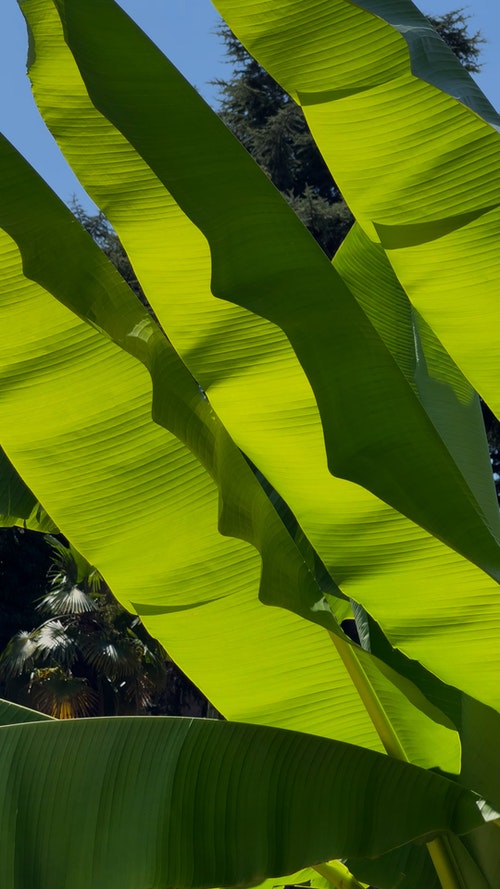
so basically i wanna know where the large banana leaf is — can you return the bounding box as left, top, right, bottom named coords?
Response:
left=0, top=0, right=459, bottom=770
left=20, top=0, right=500, bottom=719
left=39, top=0, right=500, bottom=576
left=0, top=130, right=464, bottom=772
left=0, top=711, right=492, bottom=889
left=212, top=0, right=500, bottom=417
left=0, top=1, right=499, bottom=887
left=0, top=178, right=358, bottom=744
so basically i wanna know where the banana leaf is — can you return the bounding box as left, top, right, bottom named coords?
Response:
left=0, top=713, right=492, bottom=889
left=0, top=445, right=57, bottom=531
left=0, top=132, right=464, bottom=771
left=212, top=0, right=500, bottom=419
left=19, top=0, right=500, bottom=722
left=0, top=2, right=499, bottom=888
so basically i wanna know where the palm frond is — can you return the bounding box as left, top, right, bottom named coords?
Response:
left=34, top=620, right=78, bottom=667
left=37, top=585, right=98, bottom=616
left=0, top=631, right=37, bottom=678
left=79, top=634, right=141, bottom=681
left=28, top=668, right=99, bottom=719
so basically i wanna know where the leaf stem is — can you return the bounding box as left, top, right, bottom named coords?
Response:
left=328, top=631, right=408, bottom=761
left=328, top=631, right=467, bottom=889
left=427, top=836, right=468, bottom=889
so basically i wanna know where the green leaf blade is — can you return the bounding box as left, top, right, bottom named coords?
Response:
left=11, top=0, right=500, bottom=727
left=0, top=717, right=491, bottom=889
left=211, top=0, right=500, bottom=427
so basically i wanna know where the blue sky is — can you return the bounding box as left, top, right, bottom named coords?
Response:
left=0, top=1, right=499, bottom=212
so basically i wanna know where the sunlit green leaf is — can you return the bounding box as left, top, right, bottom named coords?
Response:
left=0, top=154, right=386, bottom=752
left=19, top=0, right=500, bottom=725
left=212, top=0, right=500, bottom=422
left=1, top=3, right=499, bottom=888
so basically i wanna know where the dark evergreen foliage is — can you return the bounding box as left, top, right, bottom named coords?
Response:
left=0, top=528, right=51, bottom=652
left=427, top=9, right=484, bottom=73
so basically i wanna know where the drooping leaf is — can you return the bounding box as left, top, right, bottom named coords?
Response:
left=211, top=0, right=500, bottom=424
left=348, top=824, right=499, bottom=889
left=19, top=0, right=500, bottom=724
left=0, top=13, right=468, bottom=769
left=29, top=0, right=500, bottom=584
left=0, top=166, right=463, bottom=767
left=430, top=831, right=495, bottom=889
left=0, top=152, right=387, bottom=752
left=351, top=601, right=500, bottom=810
left=0, top=716, right=492, bottom=889
left=460, top=822, right=500, bottom=889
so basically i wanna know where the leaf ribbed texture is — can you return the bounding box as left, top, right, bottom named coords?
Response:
left=0, top=717, right=490, bottom=889
left=18, top=0, right=500, bottom=719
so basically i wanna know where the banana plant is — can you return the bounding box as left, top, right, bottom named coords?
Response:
left=0, top=0, right=499, bottom=887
